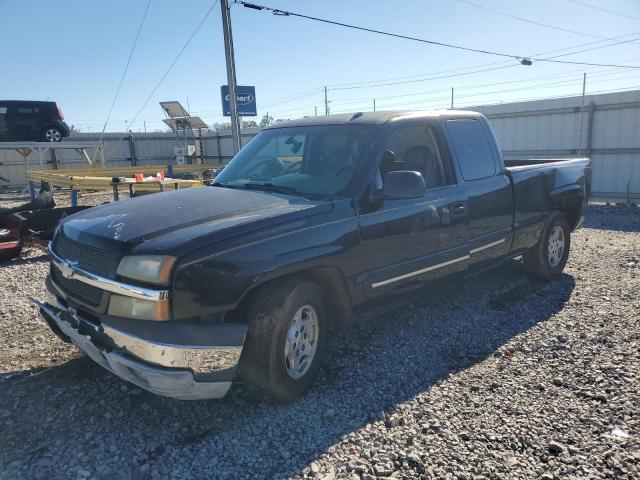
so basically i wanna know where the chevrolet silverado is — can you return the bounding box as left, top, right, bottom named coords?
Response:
left=31, top=111, right=591, bottom=402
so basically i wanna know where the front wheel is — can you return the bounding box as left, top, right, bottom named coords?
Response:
left=239, top=278, right=327, bottom=403
left=42, top=126, right=63, bottom=142
left=524, top=211, right=571, bottom=281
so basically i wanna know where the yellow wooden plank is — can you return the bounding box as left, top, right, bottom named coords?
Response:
left=25, top=171, right=203, bottom=191
left=26, top=163, right=222, bottom=178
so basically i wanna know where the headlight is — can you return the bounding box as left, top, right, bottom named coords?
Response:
left=108, top=294, right=170, bottom=321
left=116, top=255, right=176, bottom=285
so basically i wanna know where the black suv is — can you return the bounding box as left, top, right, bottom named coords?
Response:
left=0, top=101, right=70, bottom=142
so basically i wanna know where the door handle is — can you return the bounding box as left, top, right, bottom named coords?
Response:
left=450, top=202, right=467, bottom=217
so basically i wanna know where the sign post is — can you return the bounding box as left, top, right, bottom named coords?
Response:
left=220, top=0, right=241, bottom=155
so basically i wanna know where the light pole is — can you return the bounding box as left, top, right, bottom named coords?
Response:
left=220, top=0, right=241, bottom=154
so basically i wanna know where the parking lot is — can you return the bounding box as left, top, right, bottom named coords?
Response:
left=0, top=202, right=638, bottom=480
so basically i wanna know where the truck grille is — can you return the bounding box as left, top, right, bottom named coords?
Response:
left=50, top=230, right=122, bottom=308
left=53, top=231, right=121, bottom=279
left=51, top=266, right=103, bottom=306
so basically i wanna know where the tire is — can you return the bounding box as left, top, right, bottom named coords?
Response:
left=42, top=126, right=63, bottom=142
left=524, top=211, right=571, bottom=281
left=239, top=277, right=327, bottom=403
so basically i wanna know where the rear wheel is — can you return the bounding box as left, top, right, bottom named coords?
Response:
left=239, top=278, right=327, bottom=403
left=42, top=126, right=62, bottom=142
left=524, top=211, right=571, bottom=281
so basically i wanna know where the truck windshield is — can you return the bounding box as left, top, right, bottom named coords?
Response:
left=213, top=124, right=374, bottom=198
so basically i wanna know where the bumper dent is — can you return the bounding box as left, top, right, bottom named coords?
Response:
left=29, top=296, right=244, bottom=400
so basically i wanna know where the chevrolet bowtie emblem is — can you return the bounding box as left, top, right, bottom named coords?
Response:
left=58, top=260, right=78, bottom=279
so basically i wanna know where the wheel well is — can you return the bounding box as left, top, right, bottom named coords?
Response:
left=551, top=198, right=581, bottom=231
left=225, top=267, right=353, bottom=331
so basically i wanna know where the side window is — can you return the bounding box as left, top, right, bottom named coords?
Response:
left=17, top=107, right=34, bottom=114
left=447, top=119, right=496, bottom=181
left=380, top=124, right=450, bottom=190
left=0, top=106, right=7, bottom=116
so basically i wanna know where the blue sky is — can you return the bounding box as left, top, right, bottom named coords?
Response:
left=1, top=0, right=638, bottom=132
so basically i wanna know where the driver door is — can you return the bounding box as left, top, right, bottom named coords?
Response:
left=356, top=121, right=469, bottom=301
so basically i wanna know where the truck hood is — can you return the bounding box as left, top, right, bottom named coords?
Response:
left=60, top=186, right=332, bottom=256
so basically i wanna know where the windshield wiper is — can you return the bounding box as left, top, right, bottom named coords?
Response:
left=240, top=182, right=302, bottom=195
left=211, top=182, right=242, bottom=189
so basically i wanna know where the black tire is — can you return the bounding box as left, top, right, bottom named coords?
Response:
left=239, top=277, right=327, bottom=403
left=524, top=211, right=571, bottom=281
left=42, top=126, right=63, bottom=142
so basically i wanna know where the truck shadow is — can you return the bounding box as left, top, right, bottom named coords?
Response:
left=0, top=260, right=575, bottom=479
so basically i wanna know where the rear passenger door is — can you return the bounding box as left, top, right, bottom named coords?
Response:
left=445, top=118, right=513, bottom=268
left=357, top=121, right=469, bottom=300
left=7, top=105, right=38, bottom=140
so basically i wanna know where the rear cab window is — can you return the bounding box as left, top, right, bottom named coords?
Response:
left=446, top=119, right=496, bottom=181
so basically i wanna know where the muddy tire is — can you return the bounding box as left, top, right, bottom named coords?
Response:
left=524, top=211, right=571, bottom=281
left=239, top=277, right=327, bottom=403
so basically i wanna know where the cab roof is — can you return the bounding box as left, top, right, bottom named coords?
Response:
left=263, top=110, right=484, bottom=129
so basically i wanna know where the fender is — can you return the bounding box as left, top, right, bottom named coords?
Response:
left=171, top=212, right=361, bottom=320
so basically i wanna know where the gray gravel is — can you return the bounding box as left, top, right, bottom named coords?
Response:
left=0, top=203, right=638, bottom=480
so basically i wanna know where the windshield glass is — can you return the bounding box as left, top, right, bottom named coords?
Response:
left=213, top=124, right=374, bottom=198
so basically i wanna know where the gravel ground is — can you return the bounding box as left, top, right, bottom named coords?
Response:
left=0, top=203, right=638, bottom=480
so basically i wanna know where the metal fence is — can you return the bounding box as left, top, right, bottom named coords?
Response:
left=1, top=90, right=638, bottom=199
left=0, top=128, right=261, bottom=187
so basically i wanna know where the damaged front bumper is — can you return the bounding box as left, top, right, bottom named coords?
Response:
left=29, top=287, right=246, bottom=400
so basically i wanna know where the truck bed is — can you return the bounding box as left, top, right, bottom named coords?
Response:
left=505, top=157, right=592, bottom=253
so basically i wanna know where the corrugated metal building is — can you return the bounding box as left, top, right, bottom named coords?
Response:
left=1, top=90, right=638, bottom=199
left=471, top=89, right=640, bottom=200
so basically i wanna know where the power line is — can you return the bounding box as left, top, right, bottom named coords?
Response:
left=537, top=57, right=640, bottom=68
left=329, top=85, right=640, bottom=115
left=543, top=36, right=640, bottom=59
left=93, top=0, right=152, bottom=162
left=329, top=39, right=640, bottom=92
left=127, top=1, right=219, bottom=129
left=457, top=0, right=608, bottom=39
left=324, top=31, right=640, bottom=90
left=238, top=2, right=640, bottom=72
left=100, top=1, right=219, bottom=162
left=567, top=0, right=640, bottom=21
left=257, top=33, right=640, bottom=111
left=238, top=1, right=523, bottom=60
left=328, top=63, right=639, bottom=108
left=258, top=87, right=323, bottom=107
left=373, top=73, right=640, bottom=110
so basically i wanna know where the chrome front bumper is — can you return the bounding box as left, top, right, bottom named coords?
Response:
left=29, top=292, right=246, bottom=400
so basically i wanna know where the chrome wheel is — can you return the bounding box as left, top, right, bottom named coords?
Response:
left=284, top=304, right=319, bottom=379
left=45, top=128, right=61, bottom=142
left=547, top=225, right=565, bottom=267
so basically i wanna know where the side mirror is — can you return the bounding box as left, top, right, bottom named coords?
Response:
left=383, top=170, right=426, bottom=199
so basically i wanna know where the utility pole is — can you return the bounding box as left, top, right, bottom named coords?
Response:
left=220, top=0, right=241, bottom=154
left=578, top=72, right=587, bottom=156
left=373, top=99, right=376, bottom=112
left=324, top=86, right=329, bottom=115
left=451, top=87, right=454, bottom=109
left=314, top=106, right=318, bottom=116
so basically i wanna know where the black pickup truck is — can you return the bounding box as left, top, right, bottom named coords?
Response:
left=31, top=111, right=591, bottom=402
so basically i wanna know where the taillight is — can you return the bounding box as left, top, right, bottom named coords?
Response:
left=56, top=104, right=64, bottom=119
